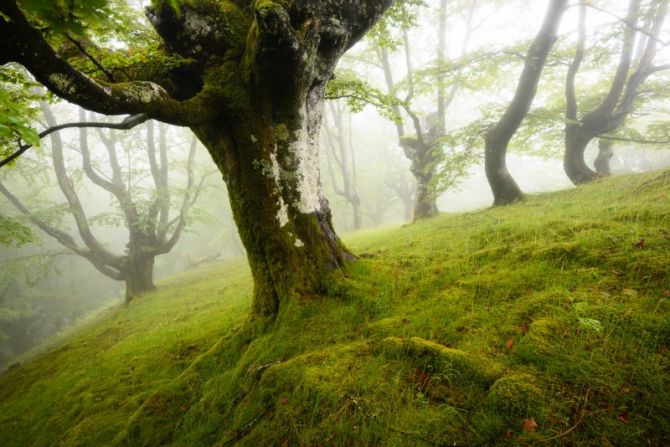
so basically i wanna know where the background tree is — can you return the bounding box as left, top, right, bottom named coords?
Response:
left=564, top=0, right=670, bottom=184
left=0, top=103, right=203, bottom=303
left=323, top=101, right=363, bottom=231
left=484, top=0, right=568, bottom=205
left=372, top=0, right=480, bottom=220
left=0, top=0, right=394, bottom=318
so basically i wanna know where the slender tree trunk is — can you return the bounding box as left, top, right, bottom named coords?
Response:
left=351, top=194, right=363, bottom=230
left=564, top=124, right=599, bottom=184
left=484, top=0, right=567, bottom=205
left=594, top=139, right=614, bottom=176
left=194, top=105, right=353, bottom=317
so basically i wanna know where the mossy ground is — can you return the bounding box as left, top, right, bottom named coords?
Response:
left=1, top=171, right=669, bottom=446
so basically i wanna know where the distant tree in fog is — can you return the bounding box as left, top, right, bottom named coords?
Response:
left=0, top=104, right=207, bottom=304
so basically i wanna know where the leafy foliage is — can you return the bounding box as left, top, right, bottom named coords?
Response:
left=326, top=71, right=403, bottom=122
left=368, top=0, right=426, bottom=49
left=0, top=66, right=43, bottom=163
left=0, top=215, right=34, bottom=247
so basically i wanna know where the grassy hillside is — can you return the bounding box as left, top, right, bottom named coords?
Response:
left=1, top=171, right=669, bottom=446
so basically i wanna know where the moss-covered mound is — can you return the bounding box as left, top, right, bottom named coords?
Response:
left=1, top=170, right=670, bottom=446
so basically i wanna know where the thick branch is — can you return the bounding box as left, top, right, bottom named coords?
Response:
left=0, top=1, right=216, bottom=126
left=593, top=0, right=639, bottom=117
left=40, top=103, right=124, bottom=269
left=565, top=3, right=586, bottom=121
left=0, top=181, right=124, bottom=280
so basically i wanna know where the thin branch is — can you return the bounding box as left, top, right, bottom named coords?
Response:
left=0, top=114, right=150, bottom=168
left=579, top=2, right=670, bottom=46
left=600, top=135, right=670, bottom=145
left=64, top=34, right=115, bottom=82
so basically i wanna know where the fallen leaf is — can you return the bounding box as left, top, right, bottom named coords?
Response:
left=523, top=418, right=538, bottom=432
left=506, top=339, right=514, bottom=349
left=663, top=290, right=670, bottom=298
left=617, top=412, right=629, bottom=423
left=622, top=289, right=638, bottom=297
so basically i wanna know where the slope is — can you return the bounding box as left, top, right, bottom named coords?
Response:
left=1, top=170, right=669, bottom=446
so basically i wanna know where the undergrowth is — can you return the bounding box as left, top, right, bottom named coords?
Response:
left=1, top=171, right=669, bottom=446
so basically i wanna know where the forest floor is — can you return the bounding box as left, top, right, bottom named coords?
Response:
left=1, top=170, right=669, bottom=446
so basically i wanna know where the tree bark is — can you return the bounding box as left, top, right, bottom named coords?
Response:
left=484, top=0, right=567, bottom=205
left=194, top=107, right=353, bottom=317
left=122, top=251, right=156, bottom=305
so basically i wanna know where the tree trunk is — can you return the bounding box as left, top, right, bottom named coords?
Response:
left=122, top=252, right=156, bottom=305
left=594, top=139, right=614, bottom=176
left=484, top=139, right=524, bottom=206
left=564, top=124, right=599, bottom=184
left=413, top=171, right=439, bottom=220
left=402, top=139, right=439, bottom=221
left=351, top=194, right=363, bottom=231
left=484, top=0, right=567, bottom=205
left=194, top=105, right=353, bottom=317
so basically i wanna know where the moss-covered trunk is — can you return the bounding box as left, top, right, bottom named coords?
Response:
left=413, top=171, right=439, bottom=221
left=122, top=250, right=156, bottom=305
left=194, top=103, right=353, bottom=317
left=402, top=139, right=439, bottom=221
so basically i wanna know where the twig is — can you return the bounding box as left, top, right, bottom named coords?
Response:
left=541, top=386, right=591, bottom=442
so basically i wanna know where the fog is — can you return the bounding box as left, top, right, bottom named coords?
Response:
left=2, top=0, right=670, bottom=371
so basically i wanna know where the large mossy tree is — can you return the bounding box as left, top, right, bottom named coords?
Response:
left=0, top=0, right=393, bottom=318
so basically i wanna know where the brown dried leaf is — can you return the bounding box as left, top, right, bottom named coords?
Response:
left=506, top=339, right=514, bottom=349
left=523, top=418, right=538, bottom=432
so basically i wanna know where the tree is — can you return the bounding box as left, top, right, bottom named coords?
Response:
left=484, top=0, right=567, bottom=205
left=564, top=0, right=670, bottom=184
left=0, top=103, right=202, bottom=304
left=323, top=101, right=363, bottom=230
left=0, top=0, right=393, bottom=318
left=373, top=0, right=479, bottom=220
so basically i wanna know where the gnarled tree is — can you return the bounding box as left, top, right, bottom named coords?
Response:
left=0, top=0, right=393, bottom=317
left=484, top=0, right=567, bottom=205
left=0, top=103, right=200, bottom=304
left=564, top=0, right=670, bottom=184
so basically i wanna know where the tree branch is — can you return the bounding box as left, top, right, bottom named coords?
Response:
left=0, top=113, right=149, bottom=168
left=0, top=181, right=124, bottom=280
left=40, top=102, right=124, bottom=269
left=565, top=3, right=586, bottom=121
left=0, top=0, right=216, bottom=126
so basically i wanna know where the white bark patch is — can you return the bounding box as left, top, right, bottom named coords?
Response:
left=270, top=153, right=289, bottom=226
left=290, top=107, right=322, bottom=214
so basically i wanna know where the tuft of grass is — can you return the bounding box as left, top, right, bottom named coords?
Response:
left=1, top=170, right=670, bottom=446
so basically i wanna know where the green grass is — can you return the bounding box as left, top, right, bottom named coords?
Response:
left=1, top=170, right=670, bottom=446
